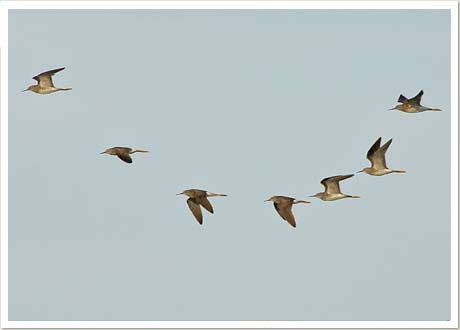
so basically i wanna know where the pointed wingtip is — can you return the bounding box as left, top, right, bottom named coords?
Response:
left=397, top=94, right=407, bottom=103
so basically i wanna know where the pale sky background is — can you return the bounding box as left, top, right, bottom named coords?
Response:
left=8, top=9, right=451, bottom=321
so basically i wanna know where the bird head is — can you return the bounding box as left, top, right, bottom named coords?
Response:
left=21, top=85, right=34, bottom=92
left=388, top=104, right=404, bottom=111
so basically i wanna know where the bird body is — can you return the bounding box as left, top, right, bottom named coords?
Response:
left=358, top=137, right=406, bottom=176
left=361, top=168, right=394, bottom=176
left=395, top=104, right=437, bottom=113
left=313, top=192, right=354, bottom=201
left=390, top=90, right=441, bottom=113
left=177, top=189, right=227, bottom=225
left=23, top=67, right=72, bottom=94
left=100, top=147, right=149, bottom=163
left=265, top=196, right=310, bottom=228
left=310, top=174, right=359, bottom=201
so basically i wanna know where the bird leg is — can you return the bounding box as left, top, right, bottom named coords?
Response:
left=130, top=149, right=149, bottom=154
left=207, top=192, right=227, bottom=197
left=293, top=199, right=310, bottom=204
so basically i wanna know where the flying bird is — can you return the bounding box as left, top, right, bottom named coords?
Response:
left=22, top=67, right=72, bottom=94
left=357, top=137, right=406, bottom=176
left=100, top=147, right=149, bottom=163
left=389, top=90, right=441, bottom=113
left=265, top=196, right=310, bottom=228
left=177, top=189, right=227, bottom=225
left=310, top=174, right=359, bottom=201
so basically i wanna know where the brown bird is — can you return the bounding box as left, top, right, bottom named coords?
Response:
left=389, top=90, right=441, bottom=113
left=265, top=196, right=310, bottom=228
left=22, top=67, right=72, bottom=94
left=310, top=174, right=359, bottom=201
left=357, top=137, right=406, bottom=176
left=100, top=147, right=149, bottom=163
left=177, top=189, right=227, bottom=225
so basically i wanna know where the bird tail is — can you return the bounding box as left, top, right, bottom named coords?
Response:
left=131, top=149, right=149, bottom=153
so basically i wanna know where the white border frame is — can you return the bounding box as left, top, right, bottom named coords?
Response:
left=0, top=1, right=457, bottom=328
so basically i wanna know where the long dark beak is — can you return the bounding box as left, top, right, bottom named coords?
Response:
left=356, top=170, right=364, bottom=173
left=21, top=89, right=28, bottom=92
left=387, top=108, right=395, bottom=111
left=99, top=151, right=106, bottom=154
left=176, top=192, right=183, bottom=196
left=308, top=195, right=316, bottom=197
left=264, top=199, right=270, bottom=202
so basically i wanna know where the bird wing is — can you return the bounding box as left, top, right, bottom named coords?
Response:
left=197, top=197, right=214, bottom=214
left=187, top=198, right=203, bottom=224
left=32, top=67, right=65, bottom=88
left=372, top=139, right=392, bottom=170
left=321, top=174, right=353, bottom=194
left=397, top=94, right=409, bottom=104
left=117, top=153, right=133, bottom=163
left=274, top=200, right=296, bottom=228
left=409, top=90, right=424, bottom=105
left=366, top=137, right=382, bottom=164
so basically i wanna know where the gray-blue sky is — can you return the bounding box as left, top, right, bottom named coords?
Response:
left=8, top=9, right=450, bottom=321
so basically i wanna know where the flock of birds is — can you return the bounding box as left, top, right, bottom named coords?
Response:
left=23, top=67, right=442, bottom=228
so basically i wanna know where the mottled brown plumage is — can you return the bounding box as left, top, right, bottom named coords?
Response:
left=265, top=196, right=310, bottom=228
left=23, top=67, right=72, bottom=94
left=100, top=147, right=149, bottom=163
left=310, top=174, right=359, bottom=201
left=357, top=137, right=406, bottom=176
left=390, top=90, right=441, bottom=113
left=177, top=189, right=227, bottom=225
